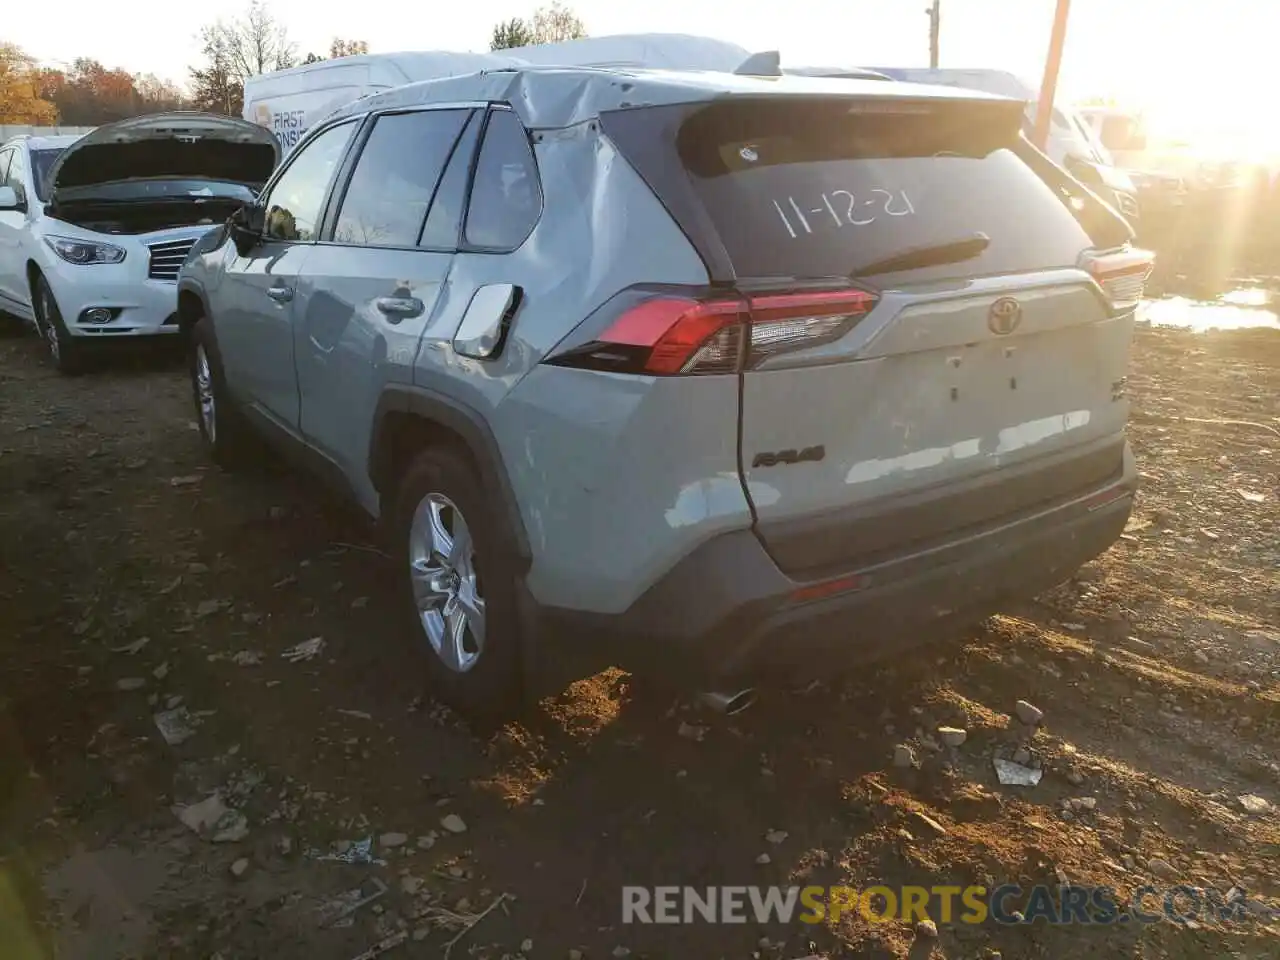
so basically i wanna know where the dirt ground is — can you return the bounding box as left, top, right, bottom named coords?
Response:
left=0, top=315, right=1277, bottom=960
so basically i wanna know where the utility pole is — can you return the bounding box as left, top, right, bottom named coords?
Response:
left=1032, top=0, right=1072, bottom=150
left=927, top=0, right=941, bottom=68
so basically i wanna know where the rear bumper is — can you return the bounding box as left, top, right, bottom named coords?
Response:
left=534, top=441, right=1137, bottom=689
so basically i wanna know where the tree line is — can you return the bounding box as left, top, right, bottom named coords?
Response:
left=1, top=0, right=586, bottom=127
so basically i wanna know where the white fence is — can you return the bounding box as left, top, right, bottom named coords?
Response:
left=0, top=125, right=96, bottom=141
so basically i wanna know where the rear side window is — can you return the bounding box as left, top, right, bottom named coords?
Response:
left=612, top=98, right=1097, bottom=282
left=332, top=109, right=470, bottom=248
left=263, top=121, right=356, bottom=242
left=463, top=109, right=541, bottom=251
left=420, top=111, right=482, bottom=250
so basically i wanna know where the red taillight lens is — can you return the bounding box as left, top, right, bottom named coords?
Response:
left=1083, top=247, right=1155, bottom=312
left=548, top=287, right=879, bottom=376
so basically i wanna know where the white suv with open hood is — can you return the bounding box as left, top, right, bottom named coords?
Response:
left=0, top=112, right=278, bottom=373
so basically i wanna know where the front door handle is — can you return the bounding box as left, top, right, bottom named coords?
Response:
left=266, top=285, right=293, bottom=303
left=375, top=296, right=425, bottom=322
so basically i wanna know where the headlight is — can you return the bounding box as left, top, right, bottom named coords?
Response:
left=44, top=236, right=126, bottom=265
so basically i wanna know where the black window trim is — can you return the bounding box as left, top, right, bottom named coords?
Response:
left=317, top=104, right=479, bottom=252
left=458, top=104, right=544, bottom=255
left=258, top=116, right=363, bottom=245
left=416, top=109, right=484, bottom=253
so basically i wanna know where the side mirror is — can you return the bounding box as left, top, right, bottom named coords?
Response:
left=229, top=203, right=264, bottom=256
left=0, top=186, right=24, bottom=212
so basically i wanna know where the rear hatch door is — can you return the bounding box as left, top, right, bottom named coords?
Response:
left=669, top=94, right=1135, bottom=576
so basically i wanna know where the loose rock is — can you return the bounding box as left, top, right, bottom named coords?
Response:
left=1147, top=858, right=1178, bottom=879
left=755, top=852, right=772, bottom=864
left=230, top=857, right=250, bottom=879
left=380, top=832, right=409, bottom=849
left=893, top=744, right=916, bottom=768
left=116, top=677, right=146, bottom=691
left=440, top=813, right=467, bottom=834
left=1239, top=794, right=1272, bottom=814
left=1015, top=700, right=1044, bottom=725
left=937, top=726, right=967, bottom=747
left=765, top=829, right=788, bottom=845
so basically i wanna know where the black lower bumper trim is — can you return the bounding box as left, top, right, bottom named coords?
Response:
left=533, top=441, right=1137, bottom=691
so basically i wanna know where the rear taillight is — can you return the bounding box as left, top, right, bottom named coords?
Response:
left=1083, top=247, right=1155, bottom=312
left=547, top=287, right=879, bottom=375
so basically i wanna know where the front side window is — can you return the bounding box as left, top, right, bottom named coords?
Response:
left=0, top=150, right=11, bottom=190
left=332, top=109, right=470, bottom=247
left=262, top=121, right=356, bottom=242
left=463, top=109, right=542, bottom=250
left=29, top=149, right=63, bottom=202
left=6, top=149, right=29, bottom=205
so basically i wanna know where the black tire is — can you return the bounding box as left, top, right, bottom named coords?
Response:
left=31, top=274, right=88, bottom=375
left=189, top=317, right=255, bottom=469
left=393, top=446, right=524, bottom=723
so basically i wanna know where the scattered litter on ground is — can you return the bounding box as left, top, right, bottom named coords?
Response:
left=231, top=650, right=263, bottom=666
left=282, top=637, right=325, bottom=662
left=677, top=721, right=707, bottom=741
left=309, top=836, right=386, bottom=865
left=168, top=475, right=202, bottom=487
left=338, top=709, right=372, bottom=720
left=153, top=707, right=197, bottom=746
left=316, top=876, right=388, bottom=928
left=346, top=930, right=406, bottom=960
left=994, top=758, right=1044, bottom=787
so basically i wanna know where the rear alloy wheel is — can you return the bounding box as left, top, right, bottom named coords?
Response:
left=32, top=276, right=86, bottom=375
left=395, top=447, right=523, bottom=722
left=410, top=493, right=486, bottom=674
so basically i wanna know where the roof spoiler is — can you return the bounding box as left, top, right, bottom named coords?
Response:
left=735, top=50, right=781, bottom=77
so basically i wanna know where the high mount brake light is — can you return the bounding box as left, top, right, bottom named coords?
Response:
left=548, top=288, right=880, bottom=375
left=1084, top=247, right=1155, bottom=312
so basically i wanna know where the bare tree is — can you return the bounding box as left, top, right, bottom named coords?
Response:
left=530, top=2, right=587, bottom=43
left=197, top=1, right=296, bottom=84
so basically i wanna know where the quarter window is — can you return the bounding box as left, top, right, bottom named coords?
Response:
left=333, top=109, right=470, bottom=247
left=262, top=121, right=356, bottom=241
left=463, top=109, right=541, bottom=250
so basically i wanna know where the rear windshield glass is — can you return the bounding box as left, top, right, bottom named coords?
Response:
left=675, top=99, right=1095, bottom=282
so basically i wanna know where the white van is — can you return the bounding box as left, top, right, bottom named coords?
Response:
left=242, top=51, right=524, bottom=152
left=797, top=66, right=1140, bottom=222
left=243, top=35, right=757, bottom=154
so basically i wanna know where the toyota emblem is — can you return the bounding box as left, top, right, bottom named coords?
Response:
left=988, top=297, right=1022, bottom=335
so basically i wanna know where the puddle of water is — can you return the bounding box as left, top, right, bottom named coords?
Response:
left=1219, top=287, right=1272, bottom=307
left=1141, top=294, right=1280, bottom=331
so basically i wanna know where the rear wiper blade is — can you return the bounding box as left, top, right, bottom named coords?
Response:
left=850, top=232, right=990, bottom=279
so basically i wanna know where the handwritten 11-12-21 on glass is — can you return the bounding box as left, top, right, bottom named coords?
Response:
left=773, top=189, right=916, bottom=239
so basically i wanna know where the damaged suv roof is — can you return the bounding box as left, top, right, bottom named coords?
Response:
left=320, top=65, right=1011, bottom=132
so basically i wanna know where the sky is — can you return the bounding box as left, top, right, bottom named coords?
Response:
left=8, top=0, right=1277, bottom=151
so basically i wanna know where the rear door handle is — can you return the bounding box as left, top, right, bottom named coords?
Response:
left=266, top=285, right=293, bottom=303
left=375, top=296, right=425, bottom=322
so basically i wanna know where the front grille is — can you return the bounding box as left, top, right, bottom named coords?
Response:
left=147, top=238, right=198, bottom=282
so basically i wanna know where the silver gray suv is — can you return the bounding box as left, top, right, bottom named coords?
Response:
left=178, top=67, right=1149, bottom=720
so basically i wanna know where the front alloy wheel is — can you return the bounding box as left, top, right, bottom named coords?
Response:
left=408, top=493, right=486, bottom=673
left=194, top=343, right=217, bottom=445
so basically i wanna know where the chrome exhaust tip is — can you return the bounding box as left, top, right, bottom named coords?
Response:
left=698, top=688, right=758, bottom=716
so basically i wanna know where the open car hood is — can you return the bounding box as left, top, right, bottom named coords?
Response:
left=49, top=112, right=280, bottom=200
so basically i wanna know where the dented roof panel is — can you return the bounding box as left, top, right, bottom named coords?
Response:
left=321, top=66, right=1011, bottom=132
